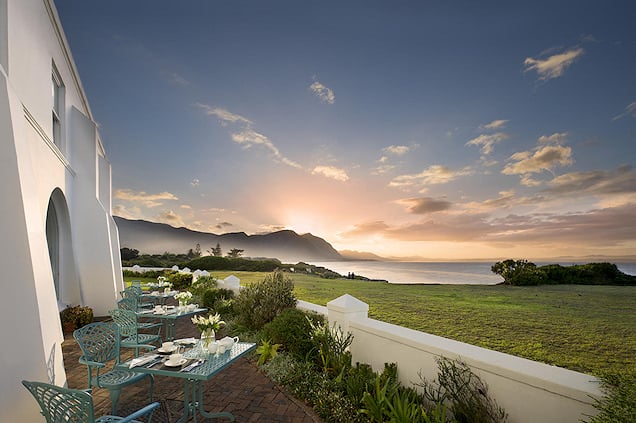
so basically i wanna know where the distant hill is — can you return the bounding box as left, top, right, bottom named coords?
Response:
left=114, top=216, right=343, bottom=262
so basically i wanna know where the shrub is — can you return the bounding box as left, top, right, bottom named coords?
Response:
left=262, top=308, right=324, bottom=360
left=185, top=255, right=282, bottom=272
left=588, top=372, right=636, bottom=423
left=190, top=275, right=217, bottom=300
left=310, top=320, right=353, bottom=378
left=417, top=356, right=508, bottom=423
left=167, top=272, right=192, bottom=290
left=491, top=259, right=546, bottom=286
left=234, top=271, right=296, bottom=330
left=60, top=305, right=93, bottom=332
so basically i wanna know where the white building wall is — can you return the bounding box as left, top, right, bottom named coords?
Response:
left=0, top=0, right=123, bottom=420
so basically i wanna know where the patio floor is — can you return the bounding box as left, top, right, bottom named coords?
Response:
left=62, top=314, right=322, bottom=422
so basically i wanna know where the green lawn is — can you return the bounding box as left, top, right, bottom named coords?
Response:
left=128, top=271, right=636, bottom=376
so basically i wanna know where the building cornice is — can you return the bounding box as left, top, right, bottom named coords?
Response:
left=23, top=105, right=75, bottom=176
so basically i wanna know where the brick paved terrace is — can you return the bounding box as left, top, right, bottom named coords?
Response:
left=62, top=314, right=322, bottom=423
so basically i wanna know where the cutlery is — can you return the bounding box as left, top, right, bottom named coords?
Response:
left=180, top=359, right=204, bottom=372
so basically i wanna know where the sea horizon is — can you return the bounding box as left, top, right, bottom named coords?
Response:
left=308, top=260, right=636, bottom=285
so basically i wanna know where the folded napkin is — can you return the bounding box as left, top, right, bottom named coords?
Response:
left=129, top=354, right=159, bottom=368
left=175, top=337, right=196, bottom=345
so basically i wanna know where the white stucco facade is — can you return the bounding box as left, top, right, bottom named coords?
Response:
left=0, top=0, right=124, bottom=420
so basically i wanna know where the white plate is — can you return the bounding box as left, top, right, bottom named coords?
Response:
left=157, top=347, right=177, bottom=353
left=164, top=358, right=187, bottom=367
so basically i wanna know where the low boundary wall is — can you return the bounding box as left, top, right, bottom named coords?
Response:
left=299, top=294, right=601, bottom=423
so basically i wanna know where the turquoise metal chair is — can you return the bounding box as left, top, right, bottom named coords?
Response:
left=117, top=298, right=162, bottom=332
left=120, top=287, right=153, bottom=311
left=109, top=308, right=161, bottom=357
left=22, top=380, right=160, bottom=423
left=73, top=322, right=154, bottom=415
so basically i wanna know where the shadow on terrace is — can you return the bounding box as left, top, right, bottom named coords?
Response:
left=62, top=314, right=321, bottom=423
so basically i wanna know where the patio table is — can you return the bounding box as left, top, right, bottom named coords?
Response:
left=138, top=306, right=208, bottom=341
left=142, top=289, right=179, bottom=305
left=120, top=341, right=256, bottom=422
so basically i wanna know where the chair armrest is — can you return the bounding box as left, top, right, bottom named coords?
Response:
left=78, top=356, right=106, bottom=368
left=118, top=401, right=161, bottom=423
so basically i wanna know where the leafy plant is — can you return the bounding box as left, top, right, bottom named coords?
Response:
left=167, top=272, right=193, bottom=290
left=60, top=305, right=93, bottom=332
left=587, top=372, right=636, bottom=423
left=256, top=339, right=281, bottom=365
left=417, top=357, right=507, bottom=423
left=262, top=308, right=323, bottom=360
left=234, top=271, right=296, bottom=330
left=310, top=320, right=354, bottom=379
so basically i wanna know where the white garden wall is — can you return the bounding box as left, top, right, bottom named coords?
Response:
left=300, top=294, right=601, bottom=423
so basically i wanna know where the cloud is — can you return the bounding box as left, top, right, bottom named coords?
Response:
left=190, top=178, right=200, bottom=187
left=231, top=129, right=302, bottom=168
left=215, top=221, right=233, bottom=230
left=502, top=133, right=573, bottom=178
left=196, top=104, right=253, bottom=126
left=157, top=210, right=185, bottom=227
left=198, top=103, right=301, bottom=169
left=503, top=144, right=573, bottom=176
left=371, top=164, right=396, bottom=175
left=162, top=71, right=190, bottom=86
left=342, top=221, right=391, bottom=238
left=383, top=145, right=413, bottom=156
left=524, top=47, right=584, bottom=81
left=396, top=197, right=452, bottom=214
left=309, top=80, right=335, bottom=104
left=112, top=204, right=142, bottom=219
left=538, top=132, right=568, bottom=144
left=389, top=165, right=472, bottom=189
left=481, top=119, right=508, bottom=130
left=544, top=165, right=636, bottom=196
left=312, top=165, right=350, bottom=181
left=342, top=203, right=636, bottom=247
left=114, top=189, right=178, bottom=208
left=612, top=101, right=636, bottom=120
left=180, top=204, right=192, bottom=209
left=466, top=132, right=509, bottom=155
left=485, top=204, right=636, bottom=245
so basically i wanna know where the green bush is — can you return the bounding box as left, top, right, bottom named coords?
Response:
left=167, top=272, right=193, bottom=290
left=417, top=357, right=507, bottom=423
left=60, top=305, right=93, bottom=332
left=234, top=271, right=296, bottom=330
left=185, top=255, right=282, bottom=272
left=588, top=372, right=636, bottom=423
left=202, top=288, right=236, bottom=317
left=310, top=320, right=353, bottom=378
left=262, top=308, right=324, bottom=360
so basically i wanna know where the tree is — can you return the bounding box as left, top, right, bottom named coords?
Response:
left=491, top=259, right=546, bottom=286
left=226, top=248, right=244, bottom=258
left=120, top=247, right=139, bottom=261
left=208, top=243, right=222, bottom=257
left=194, top=243, right=202, bottom=257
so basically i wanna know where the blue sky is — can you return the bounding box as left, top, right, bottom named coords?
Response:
left=55, top=0, right=636, bottom=260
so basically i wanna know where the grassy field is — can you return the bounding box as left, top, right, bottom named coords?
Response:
left=128, top=271, right=636, bottom=376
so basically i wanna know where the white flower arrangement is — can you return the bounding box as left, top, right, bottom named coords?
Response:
left=191, top=313, right=225, bottom=332
left=156, top=276, right=172, bottom=288
left=175, top=291, right=193, bottom=304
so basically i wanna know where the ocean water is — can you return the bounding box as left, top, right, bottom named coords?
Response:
left=308, top=261, right=636, bottom=285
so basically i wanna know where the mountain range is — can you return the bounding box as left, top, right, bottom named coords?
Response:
left=114, top=216, right=345, bottom=262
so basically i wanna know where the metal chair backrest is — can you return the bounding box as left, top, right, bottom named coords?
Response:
left=117, top=297, right=137, bottom=311
left=73, top=322, right=120, bottom=365
left=22, top=380, right=95, bottom=422
left=109, top=308, right=140, bottom=338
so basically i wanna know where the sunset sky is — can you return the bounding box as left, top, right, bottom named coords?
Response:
left=55, top=1, right=636, bottom=260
